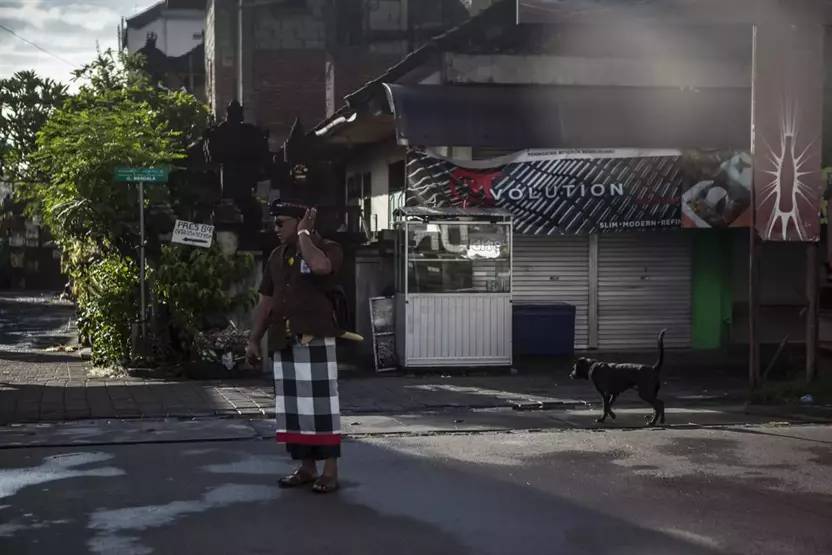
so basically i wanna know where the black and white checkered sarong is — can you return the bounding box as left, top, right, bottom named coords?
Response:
left=273, top=337, right=341, bottom=446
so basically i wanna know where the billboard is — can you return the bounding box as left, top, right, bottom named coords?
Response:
left=752, top=20, right=825, bottom=241
left=407, top=148, right=751, bottom=235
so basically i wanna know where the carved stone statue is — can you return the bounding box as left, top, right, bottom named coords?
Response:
left=203, top=100, right=270, bottom=239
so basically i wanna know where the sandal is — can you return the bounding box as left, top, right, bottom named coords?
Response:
left=312, top=476, right=339, bottom=494
left=278, top=470, right=317, bottom=488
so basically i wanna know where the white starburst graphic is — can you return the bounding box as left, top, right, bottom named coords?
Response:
left=759, top=98, right=818, bottom=240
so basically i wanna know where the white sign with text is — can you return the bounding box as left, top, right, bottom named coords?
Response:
left=171, top=220, right=214, bottom=248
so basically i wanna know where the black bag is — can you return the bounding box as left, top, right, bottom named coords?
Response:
left=326, top=285, right=350, bottom=330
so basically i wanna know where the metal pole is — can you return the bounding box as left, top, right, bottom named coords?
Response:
left=238, top=0, right=255, bottom=122
left=139, top=180, right=146, bottom=342
left=749, top=24, right=760, bottom=389
left=749, top=228, right=760, bottom=388
left=806, top=242, right=819, bottom=383
left=238, top=0, right=244, bottom=104
left=588, top=233, right=599, bottom=350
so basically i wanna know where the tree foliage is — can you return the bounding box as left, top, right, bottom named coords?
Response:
left=0, top=70, right=68, bottom=187
left=29, top=51, right=206, bottom=247
left=27, top=50, right=251, bottom=366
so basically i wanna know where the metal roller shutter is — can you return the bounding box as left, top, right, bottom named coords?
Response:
left=513, top=235, right=590, bottom=349
left=598, top=232, right=692, bottom=349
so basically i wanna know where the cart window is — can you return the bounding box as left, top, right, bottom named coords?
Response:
left=405, top=222, right=510, bottom=293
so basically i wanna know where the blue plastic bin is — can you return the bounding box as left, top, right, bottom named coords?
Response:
left=512, top=303, right=576, bottom=356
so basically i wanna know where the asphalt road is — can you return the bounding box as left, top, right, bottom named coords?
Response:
left=0, top=293, right=75, bottom=354
left=1, top=421, right=831, bottom=555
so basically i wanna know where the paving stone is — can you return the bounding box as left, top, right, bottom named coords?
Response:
left=0, top=291, right=778, bottom=426
left=87, top=386, right=115, bottom=419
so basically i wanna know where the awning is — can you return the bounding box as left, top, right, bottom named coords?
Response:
left=384, top=84, right=563, bottom=149
left=383, top=83, right=750, bottom=150
left=396, top=206, right=513, bottom=220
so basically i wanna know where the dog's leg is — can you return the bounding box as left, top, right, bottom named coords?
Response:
left=649, top=383, right=666, bottom=425
left=596, top=394, right=610, bottom=423
left=607, top=393, right=618, bottom=420
left=648, top=406, right=659, bottom=426
left=638, top=390, right=661, bottom=426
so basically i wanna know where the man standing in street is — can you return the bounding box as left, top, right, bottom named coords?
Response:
left=246, top=201, right=344, bottom=493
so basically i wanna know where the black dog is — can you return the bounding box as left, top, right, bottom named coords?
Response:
left=570, top=329, right=667, bottom=426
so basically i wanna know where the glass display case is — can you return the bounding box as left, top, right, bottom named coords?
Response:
left=394, top=207, right=513, bottom=368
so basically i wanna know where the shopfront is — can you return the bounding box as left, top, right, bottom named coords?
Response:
left=512, top=233, right=692, bottom=350
left=405, top=147, right=752, bottom=352
left=312, top=2, right=827, bottom=369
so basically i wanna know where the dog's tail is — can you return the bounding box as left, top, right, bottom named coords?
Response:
left=654, top=329, right=667, bottom=372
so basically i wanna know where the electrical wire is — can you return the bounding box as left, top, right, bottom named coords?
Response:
left=0, top=22, right=76, bottom=67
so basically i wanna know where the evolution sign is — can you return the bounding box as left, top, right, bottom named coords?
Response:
left=406, top=148, right=752, bottom=236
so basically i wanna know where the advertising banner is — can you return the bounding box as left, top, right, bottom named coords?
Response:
left=407, top=148, right=751, bottom=235
left=752, top=19, right=825, bottom=241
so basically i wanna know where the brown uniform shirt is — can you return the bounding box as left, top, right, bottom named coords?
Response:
left=258, top=235, right=344, bottom=350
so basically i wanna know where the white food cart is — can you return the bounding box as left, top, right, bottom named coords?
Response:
left=394, top=207, right=513, bottom=368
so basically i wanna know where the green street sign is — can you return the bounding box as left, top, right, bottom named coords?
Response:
left=114, top=166, right=169, bottom=183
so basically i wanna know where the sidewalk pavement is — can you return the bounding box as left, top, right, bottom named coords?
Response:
left=0, top=352, right=720, bottom=422
left=1, top=291, right=831, bottom=430
left=3, top=350, right=832, bottom=430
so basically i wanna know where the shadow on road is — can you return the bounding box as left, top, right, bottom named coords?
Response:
left=0, top=436, right=742, bottom=555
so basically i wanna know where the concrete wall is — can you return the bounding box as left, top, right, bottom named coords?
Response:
left=730, top=231, right=815, bottom=344
left=254, top=49, right=328, bottom=151
left=206, top=0, right=329, bottom=134
left=354, top=251, right=396, bottom=360
left=345, top=142, right=406, bottom=236
left=205, top=0, right=237, bottom=120
left=126, top=10, right=204, bottom=57
left=245, top=0, right=415, bottom=142
left=368, top=0, right=406, bottom=31
left=204, top=0, right=469, bottom=146
left=253, top=1, right=327, bottom=50
left=333, top=48, right=404, bottom=113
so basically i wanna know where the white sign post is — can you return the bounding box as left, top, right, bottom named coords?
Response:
left=171, top=220, right=214, bottom=248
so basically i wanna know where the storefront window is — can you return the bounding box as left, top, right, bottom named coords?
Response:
left=404, top=222, right=510, bottom=293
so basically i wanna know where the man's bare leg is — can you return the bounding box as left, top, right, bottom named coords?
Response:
left=300, top=459, right=318, bottom=477
left=313, top=458, right=339, bottom=493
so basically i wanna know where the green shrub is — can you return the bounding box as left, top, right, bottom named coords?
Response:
left=154, top=244, right=256, bottom=336
left=72, top=248, right=139, bottom=365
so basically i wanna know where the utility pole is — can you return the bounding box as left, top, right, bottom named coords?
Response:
left=748, top=24, right=760, bottom=389
left=807, top=242, right=819, bottom=382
